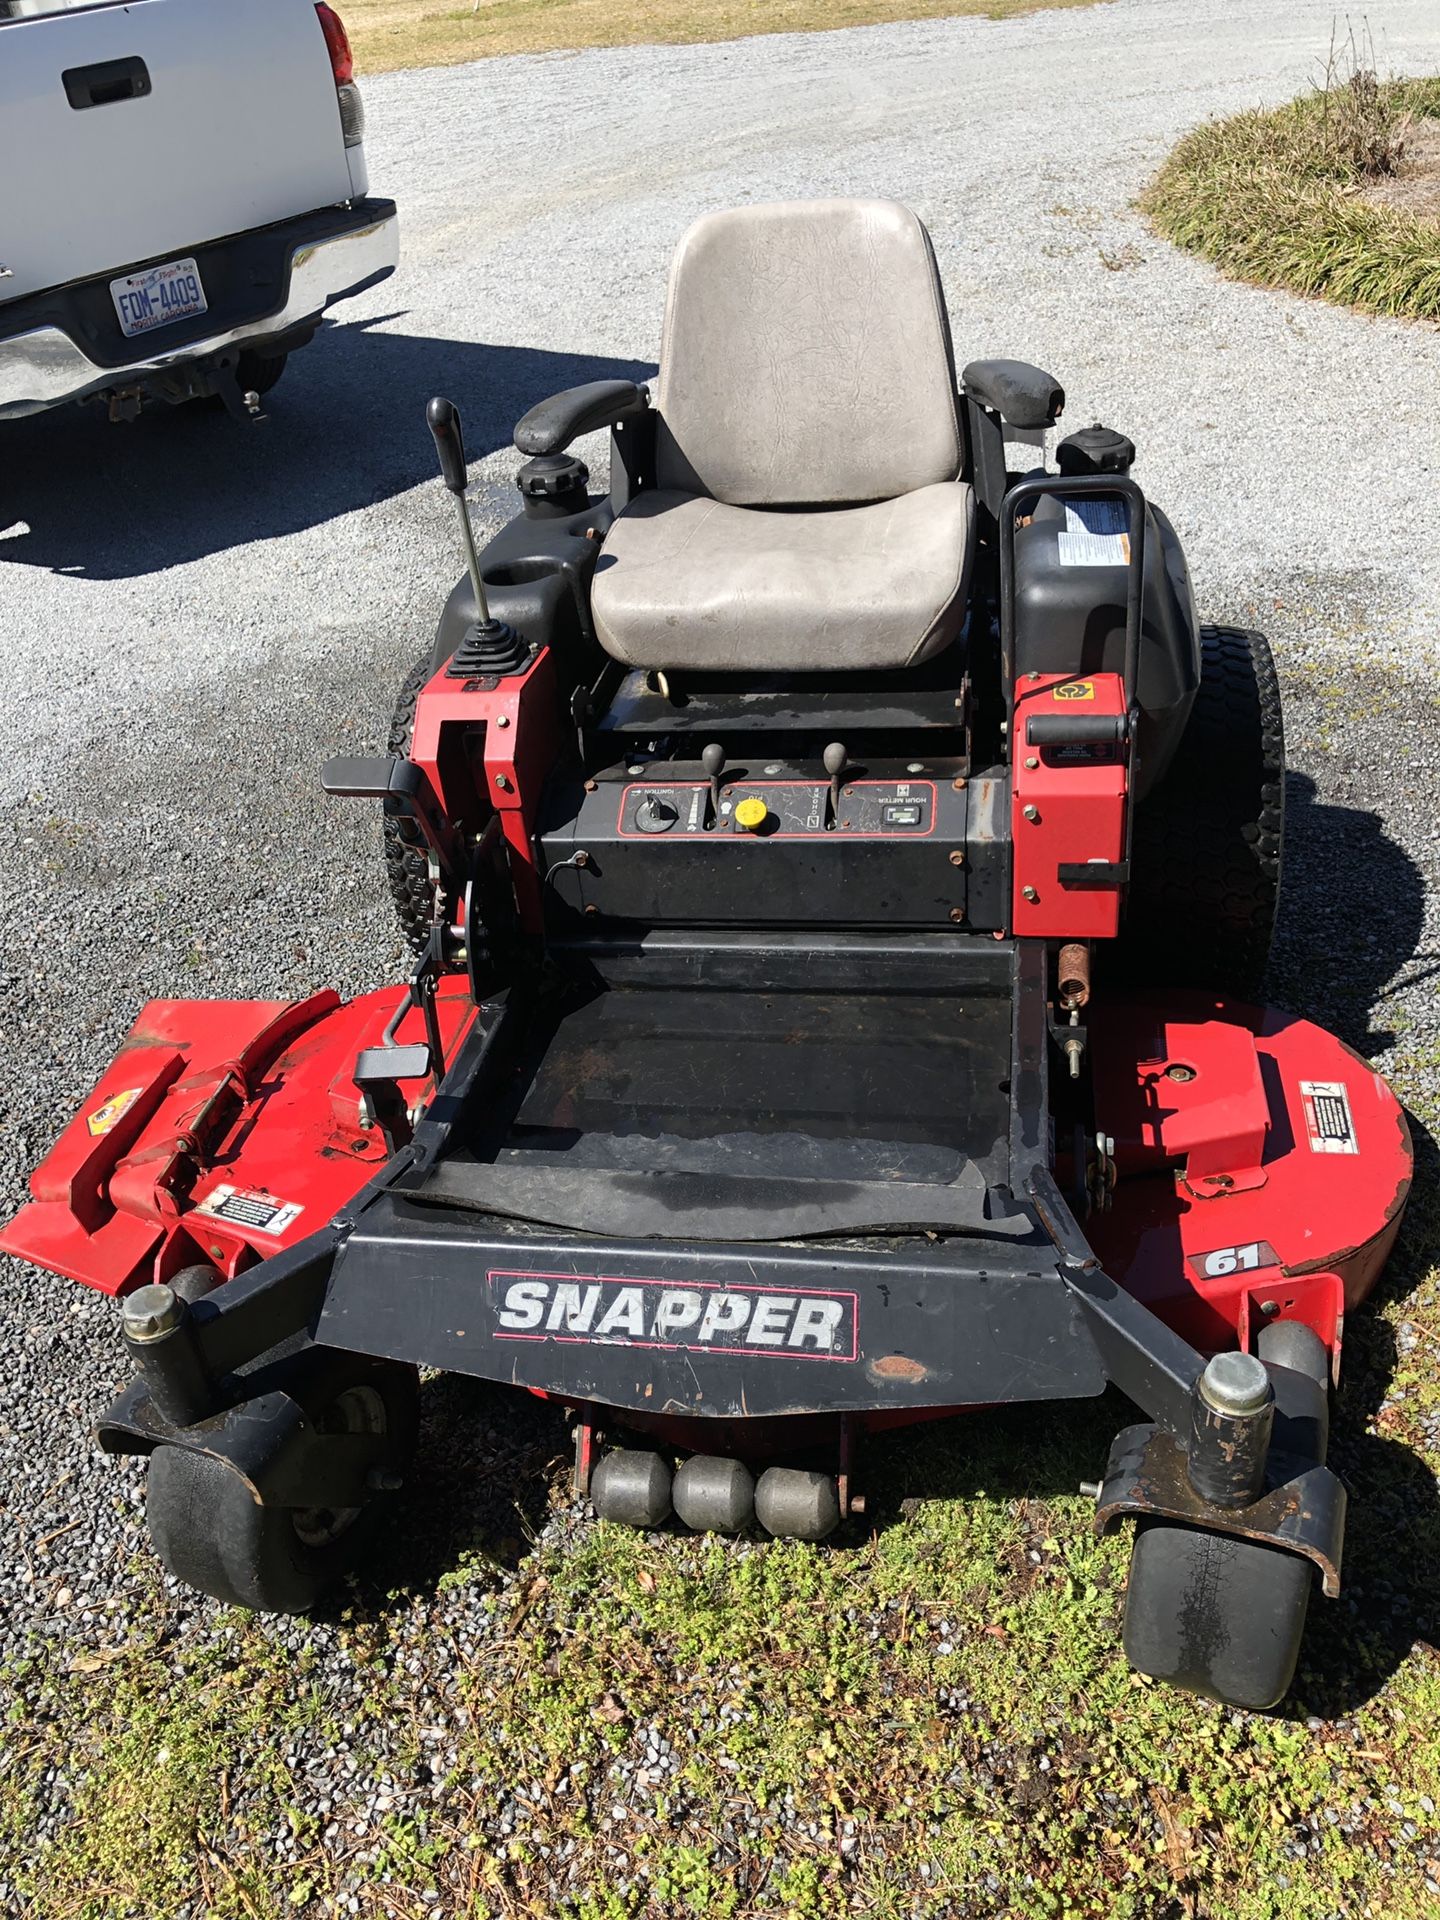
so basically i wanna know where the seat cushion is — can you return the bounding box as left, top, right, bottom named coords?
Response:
left=591, top=484, right=974, bottom=674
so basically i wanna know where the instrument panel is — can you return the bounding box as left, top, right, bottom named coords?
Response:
left=617, top=779, right=937, bottom=839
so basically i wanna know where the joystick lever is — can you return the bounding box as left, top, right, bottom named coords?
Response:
left=824, top=742, right=848, bottom=825
left=428, top=396, right=490, bottom=625
left=427, top=396, right=528, bottom=676
left=702, top=742, right=726, bottom=821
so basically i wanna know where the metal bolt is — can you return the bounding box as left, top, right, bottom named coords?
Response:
left=1078, top=1480, right=1103, bottom=1500
left=1022, top=804, right=1039, bottom=822
left=1165, top=1063, right=1195, bottom=1082
left=121, top=1283, right=182, bottom=1344
left=494, top=774, right=511, bottom=792
left=952, top=776, right=968, bottom=791
left=584, top=903, right=599, bottom=916
left=1022, top=884, right=1038, bottom=902
left=496, top=714, right=510, bottom=729
left=949, top=907, right=966, bottom=923
left=1027, top=670, right=1040, bottom=682
left=574, top=850, right=591, bottom=869
left=906, top=762, right=925, bottom=774
left=1024, top=756, right=1039, bottom=770
left=1198, top=1350, right=1271, bottom=1417
left=948, top=849, right=966, bottom=868
left=627, top=764, right=645, bottom=776
left=1259, top=1299, right=1281, bottom=1318
left=584, top=778, right=598, bottom=793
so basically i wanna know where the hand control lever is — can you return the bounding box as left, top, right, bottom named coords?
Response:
left=824, top=741, right=848, bottom=825
left=426, top=396, right=527, bottom=676
left=702, top=742, right=726, bottom=822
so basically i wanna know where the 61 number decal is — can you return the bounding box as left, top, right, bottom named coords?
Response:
left=1194, top=1240, right=1279, bottom=1280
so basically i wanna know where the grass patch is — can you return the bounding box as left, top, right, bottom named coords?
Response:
left=344, top=0, right=1104, bottom=76
left=1142, top=44, right=1440, bottom=323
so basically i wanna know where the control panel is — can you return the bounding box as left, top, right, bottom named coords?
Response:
left=618, top=779, right=937, bottom=838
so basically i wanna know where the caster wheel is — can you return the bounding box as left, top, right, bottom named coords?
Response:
left=754, top=1467, right=840, bottom=1542
left=145, top=1362, right=419, bottom=1613
left=592, top=1449, right=672, bottom=1528
left=673, top=1455, right=754, bottom=1533
left=1123, top=1521, right=1313, bottom=1710
left=168, top=1264, right=221, bottom=1304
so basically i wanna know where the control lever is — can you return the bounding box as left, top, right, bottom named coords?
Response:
left=823, top=742, right=848, bottom=825
left=702, top=742, right=726, bottom=822
left=426, top=396, right=527, bottom=675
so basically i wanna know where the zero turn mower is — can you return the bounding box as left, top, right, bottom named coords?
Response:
left=2, top=200, right=1412, bottom=1710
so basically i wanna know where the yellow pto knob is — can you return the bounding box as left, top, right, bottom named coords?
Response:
left=734, top=797, right=769, bottom=832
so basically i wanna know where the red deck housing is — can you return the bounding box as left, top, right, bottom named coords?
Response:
left=1, top=982, right=475, bottom=1295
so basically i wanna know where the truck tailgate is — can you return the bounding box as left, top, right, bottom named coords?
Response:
left=0, top=0, right=355, bottom=303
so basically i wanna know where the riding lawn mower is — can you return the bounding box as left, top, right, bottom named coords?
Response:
left=2, top=200, right=1412, bottom=1711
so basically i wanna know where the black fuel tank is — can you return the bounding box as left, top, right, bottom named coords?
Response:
left=1012, top=491, right=1201, bottom=795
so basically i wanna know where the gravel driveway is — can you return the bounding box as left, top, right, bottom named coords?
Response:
left=3, top=1, right=1440, bottom=1912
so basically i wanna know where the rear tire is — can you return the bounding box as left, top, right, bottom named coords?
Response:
left=382, top=653, right=436, bottom=958
left=1122, top=624, right=1284, bottom=997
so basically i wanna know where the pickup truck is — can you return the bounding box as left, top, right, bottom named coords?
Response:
left=0, top=0, right=398, bottom=422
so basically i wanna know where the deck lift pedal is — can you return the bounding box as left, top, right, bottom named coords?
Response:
left=1, top=201, right=1411, bottom=1711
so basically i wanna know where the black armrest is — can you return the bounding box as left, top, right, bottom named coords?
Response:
left=514, top=380, right=649, bottom=456
left=961, top=358, right=1065, bottom=430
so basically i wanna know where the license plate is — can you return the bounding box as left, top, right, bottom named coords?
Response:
left=110, top=256, right=207, bottom=339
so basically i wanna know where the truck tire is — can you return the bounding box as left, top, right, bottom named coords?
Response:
left=235, top=348, right=288, bottom=398
left=382, top=653, right=435, bottom=957
left=1121, top=624, right=1284, bottom=998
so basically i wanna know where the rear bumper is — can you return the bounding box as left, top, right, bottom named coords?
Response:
left=0, top=196, right=397, bottom=420
left=316, top=1197, right=1104, bottom=1421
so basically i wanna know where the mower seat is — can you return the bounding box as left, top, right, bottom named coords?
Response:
left=590, top=198, right=973, bottom=675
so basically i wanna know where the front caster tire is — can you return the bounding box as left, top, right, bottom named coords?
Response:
left=1122, top=1521, right=1313, bottom=1711
left=145, top=1364, right=419, bottom=1613
left=1122, top=1321, right=1328, bottom=1711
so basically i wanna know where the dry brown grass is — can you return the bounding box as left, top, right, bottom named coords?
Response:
left=344, top=0, right=1103, bottom=76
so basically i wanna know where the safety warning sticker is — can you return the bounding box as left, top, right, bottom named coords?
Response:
left=1052, top=680, right=1095, bottom=701
left=86, top=1088, right=142, bottom=1138
left=194, top=1184, right=305, bottom=1235
left=1056, top=498, right=1130, bottom=567
left=1299, top=1081, right=1359, bottom=1155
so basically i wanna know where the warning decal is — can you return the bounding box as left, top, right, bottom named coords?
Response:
left=195, top=1184, right=305, bottom=1235
left=1056, top=498, right=1130, bottom=567
left=1299, top=1081, right=1359, bottom=1155
left=87, top=1088, right=143, bottom=1138
left=1052, top=680, right=1095, bottom=701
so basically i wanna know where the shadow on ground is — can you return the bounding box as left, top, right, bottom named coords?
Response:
left=1273, top=769, right=1437, bottom=1053
left=0, top=313, right=655, bottom=580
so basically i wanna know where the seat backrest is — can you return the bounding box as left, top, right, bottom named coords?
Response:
left=654, top=198, right=961, bottom=509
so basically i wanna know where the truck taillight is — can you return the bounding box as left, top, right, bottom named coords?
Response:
left=315, top=4, right=355, bottom=86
